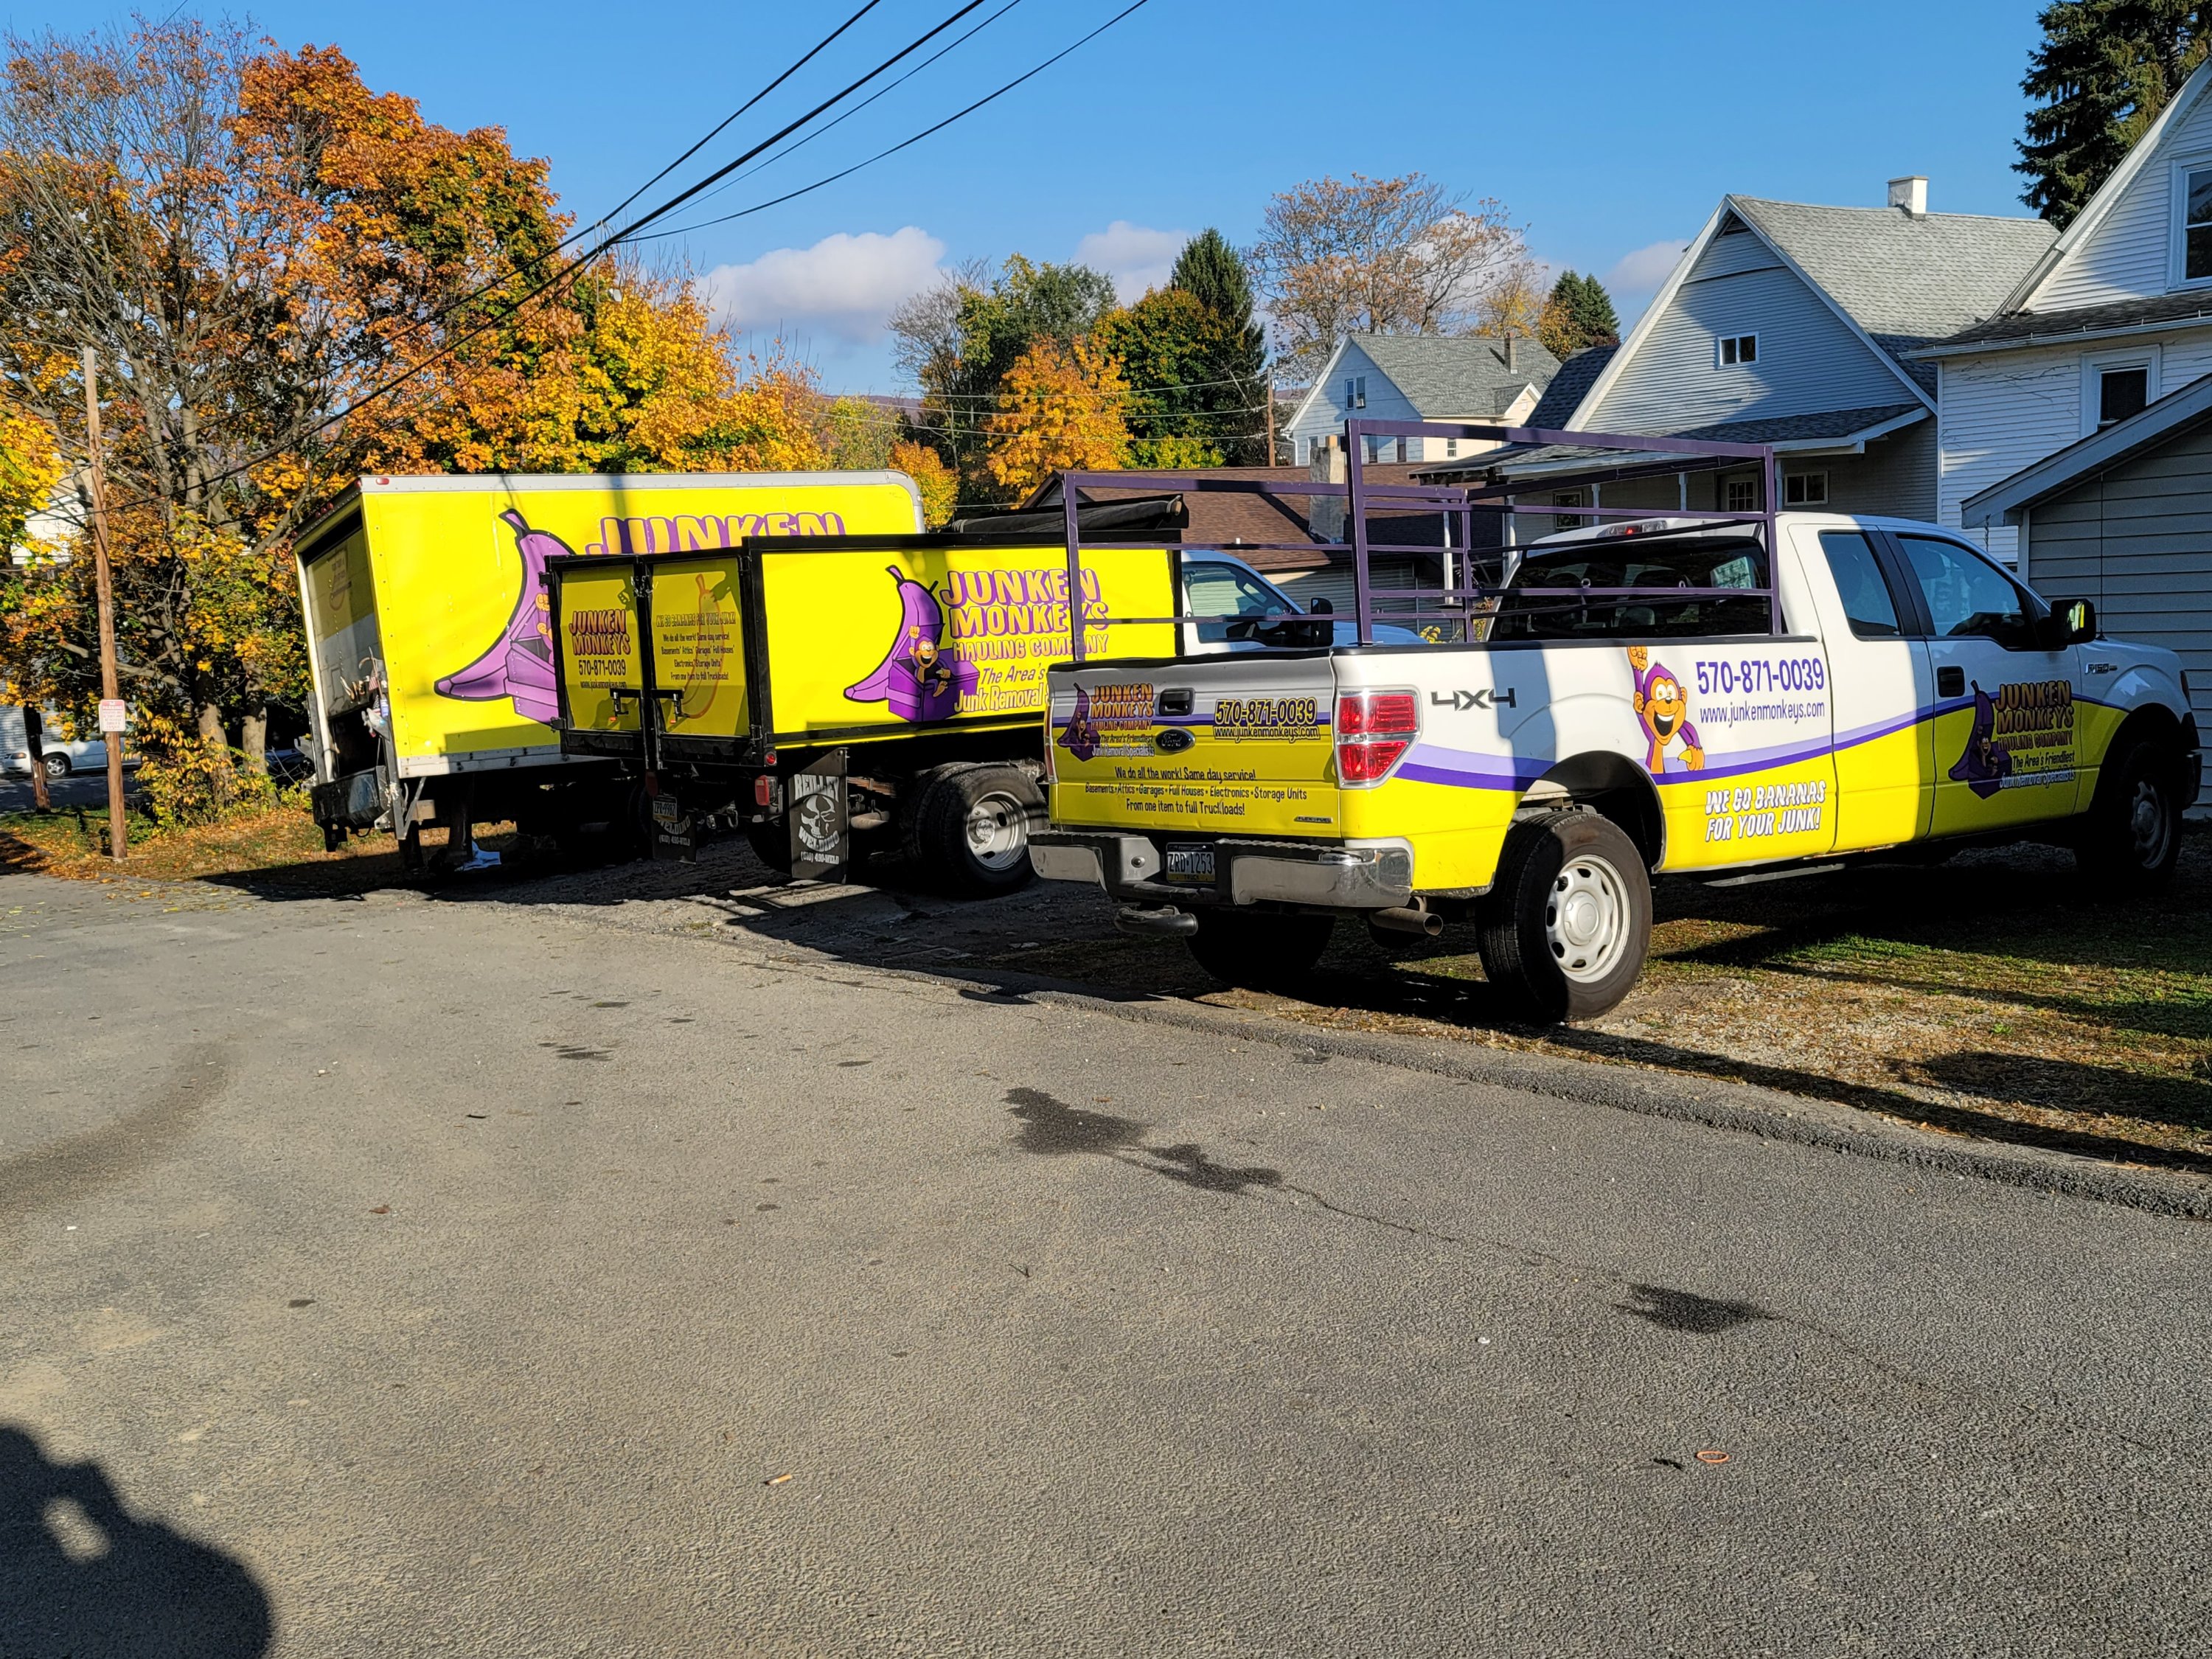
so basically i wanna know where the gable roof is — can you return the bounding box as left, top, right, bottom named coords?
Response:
left=2003, top=55, right=2212, bottom=313
left=1575, top=196, right=2053, bottom=420
left=1962, top=369, right=2212, bottom=524
left=1728, top=197, right=2058, bottom=385
left=1522, top=343, right=1616, bottom=428
left=1281, top=332, right=1559, bottom=436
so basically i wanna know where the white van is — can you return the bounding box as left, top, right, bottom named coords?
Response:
left=1, top=706, right=139, bottom=779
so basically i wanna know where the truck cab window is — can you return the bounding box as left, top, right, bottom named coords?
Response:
left=1491, top=535, right=1775, bottom=640
left=1894, top=535, right=2039, bottom=650
left=1818, top=530, right=1902, bottom=639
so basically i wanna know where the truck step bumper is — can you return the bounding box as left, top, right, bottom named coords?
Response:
left=1031, top=830, right=1413, bottom=911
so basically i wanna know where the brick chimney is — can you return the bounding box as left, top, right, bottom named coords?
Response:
left=1309, top=434, right=1346, bottom=542
left=1888, top=175, right=1928, bottom=217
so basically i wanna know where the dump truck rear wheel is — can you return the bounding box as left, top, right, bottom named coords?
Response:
left=1476, top=809, right=1650, bottom=1023
left=916, top=764, right=1039, bottom=895
left=1187, top=910, right=1334, bottom=990
left=744, top=817, right=794, bottom=874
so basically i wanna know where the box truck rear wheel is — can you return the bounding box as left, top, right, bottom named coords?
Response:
left=1476, top=810, right=1649, bottom=1023
left=1187, top=910, right=1334, bottom=991
left=914, top=765, right=1039, bottom=895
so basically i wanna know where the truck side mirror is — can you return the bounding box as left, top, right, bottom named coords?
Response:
left=1309, top=597, right=1335, bottom=616
left=2043, top=597, right=2096, bottom=646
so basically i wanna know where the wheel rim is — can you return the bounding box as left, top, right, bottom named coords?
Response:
left=44, top=757, right=64, bottom=778
left=964, top=790, right=1028, bottom=872
left=2128, top=776, right=2172, bottom=869
left=1545, top=853, right=1632, bottom=984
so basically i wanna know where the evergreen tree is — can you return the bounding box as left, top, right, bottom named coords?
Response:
left=2017, top=1, right=2211, bottom=226
left=1162, top=228, right=1268, bottom=464
left=1538, top=271, right=1621, bottom=361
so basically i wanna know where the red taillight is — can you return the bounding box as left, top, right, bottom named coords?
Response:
left=1335, top=690, right=1417, bottom=785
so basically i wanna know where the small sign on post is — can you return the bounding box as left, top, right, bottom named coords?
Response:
left=97, top=699, right=128, bottom=734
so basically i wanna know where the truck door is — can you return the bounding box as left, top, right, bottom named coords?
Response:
left=1883, top=532, right=2083, bottom=837
left=1802, top=525, right=1933, bottom=849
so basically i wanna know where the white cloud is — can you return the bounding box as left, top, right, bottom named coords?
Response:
left=1604, top=239, right=1694, bottom=320
left=1074, top=220, right=1189, bottom=302
left=698, top=226, right=947, bottom=343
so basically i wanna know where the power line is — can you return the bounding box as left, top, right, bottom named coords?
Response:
left=659, top=0, right=1027, bottom=225
left=631, top=0, right=1152, bottom=244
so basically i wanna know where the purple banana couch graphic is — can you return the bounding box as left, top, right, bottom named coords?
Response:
left=842, top=566, right=978, bottom=723
left=436, top=509, right=568, bottom=725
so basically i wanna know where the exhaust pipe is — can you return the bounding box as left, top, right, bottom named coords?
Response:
left=1115, top=904, right=1198, bottom=939
left=1368, top=905, right=1442, bottom=939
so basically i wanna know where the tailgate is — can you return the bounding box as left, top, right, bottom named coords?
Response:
left=1046, top=655, right=1342, bottom=838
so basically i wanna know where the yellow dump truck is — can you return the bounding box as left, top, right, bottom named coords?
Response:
left=293, top=470, right=923, bottom=865
left=544, top=519, right=1191, bottom=889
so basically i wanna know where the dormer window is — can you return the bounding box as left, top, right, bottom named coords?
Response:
left=1717, top=334, right=1758, bottom=367
left=2174, top=162, right=2212, bottom=284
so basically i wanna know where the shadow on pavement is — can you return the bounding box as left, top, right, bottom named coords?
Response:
left=0, top=1425, right=271, bottom=1658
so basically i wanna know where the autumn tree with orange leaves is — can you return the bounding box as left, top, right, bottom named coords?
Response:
left=984, top=337, right=1132, bottom=500
left=0, top=18, right=821, bottom=768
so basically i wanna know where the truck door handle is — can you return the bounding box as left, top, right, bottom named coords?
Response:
left=1936, top=667, right=1964, bottom=698
left=1158, top=688, right=1194, bottom=716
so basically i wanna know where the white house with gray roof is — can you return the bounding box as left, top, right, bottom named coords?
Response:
left=1281, top=333, right=1559, bottom=467
left=1918, top=55, right=2212, bottom=564
left=1450, top=180, right=2056, bottom=531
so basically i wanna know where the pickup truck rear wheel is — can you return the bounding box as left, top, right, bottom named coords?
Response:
left=1477, top=810, right=1650, bottom=1023
left=1187, top=910, right=1334, bottom=991
left=2078, top=739, right=2184, bottom=894
left=744, top=817, right=794, bottom=874
left=915, top=764, right=1040, bottom=896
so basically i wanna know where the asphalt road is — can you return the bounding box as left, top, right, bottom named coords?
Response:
left=1, top=869, right=2207, bottom=1658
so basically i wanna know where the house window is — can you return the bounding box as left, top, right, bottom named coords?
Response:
left=1725, top=479, right=1759, bottom=512
left=1446, top=438, right=1459, bottom=458
left=2098, top=366, right=2149, bottom=426
left=1345, top=375, right=1366, bottom=409
left=1717, top=334, right=1759, bottom=367
left=2185, top=164, right=2212, bottom=281
left=1552, top=490, right=1587, bottom=530
left=2083, top=350, right=2157, bottom=434
left=1783, top=472, right=1828, bottom=506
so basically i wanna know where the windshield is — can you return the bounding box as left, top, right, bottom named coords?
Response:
left=1489, top=535, right=1775, bottom=640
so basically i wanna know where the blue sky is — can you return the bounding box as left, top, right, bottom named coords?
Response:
left=29, top=1, right=2051, bottom=391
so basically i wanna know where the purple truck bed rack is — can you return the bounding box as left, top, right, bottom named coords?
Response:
left=1055, top=419, right=1781, bottom=658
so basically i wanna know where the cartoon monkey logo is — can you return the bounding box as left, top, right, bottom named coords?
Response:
left=1057, top=684, right=1100, bottom=763
left=1628, top=645, right=1705, bottom=772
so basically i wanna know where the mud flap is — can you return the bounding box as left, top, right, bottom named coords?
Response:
left=650, top=787, right=697, bottom=863
left=790, top=752, right=848, bottom=880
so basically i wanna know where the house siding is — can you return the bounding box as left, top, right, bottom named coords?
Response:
left=2033, top=85, right=2212, bottom=310
left=1938, top=330, right=2212, bottom=562
left=2020, top=422, right=2212, bottom=726
left=1587, top=253, right=1917, bottom=433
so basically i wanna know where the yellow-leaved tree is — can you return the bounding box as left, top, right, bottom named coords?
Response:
left=985, top=338, right=1130, bottom=500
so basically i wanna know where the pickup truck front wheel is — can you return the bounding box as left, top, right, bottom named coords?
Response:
left=1477, top=810, right=1651, bottom=1023
left=1188, top=910, right=1334, bottom=992
left=2078, top=739, right=2185, bottom=894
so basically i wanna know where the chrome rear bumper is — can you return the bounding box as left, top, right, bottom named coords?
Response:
left=1030, top=830, right=1412, bottom=911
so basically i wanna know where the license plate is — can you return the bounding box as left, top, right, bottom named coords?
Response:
left=1164, top=843, right=1215, bottom=883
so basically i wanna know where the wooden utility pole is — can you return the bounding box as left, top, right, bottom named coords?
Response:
left=80, top=347, right=128, bottom=863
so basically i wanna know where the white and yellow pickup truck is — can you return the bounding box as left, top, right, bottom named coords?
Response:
left=1032, top=510, right=2200, bottom=1020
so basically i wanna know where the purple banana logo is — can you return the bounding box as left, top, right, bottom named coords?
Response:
left=436, top=509, right=568, bottom=725
left=843, top=565, right=978, bottom=723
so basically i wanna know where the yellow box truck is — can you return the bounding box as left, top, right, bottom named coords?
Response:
left=293, top=470, right=924, bottom=866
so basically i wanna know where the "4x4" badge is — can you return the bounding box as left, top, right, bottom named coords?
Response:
left=1430, top=688, right=1517, bottom=711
